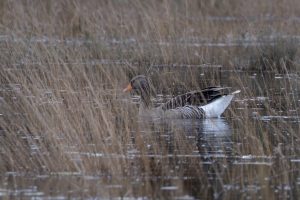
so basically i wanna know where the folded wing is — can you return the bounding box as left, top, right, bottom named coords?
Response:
left=161, top=87, right=230, bottom=111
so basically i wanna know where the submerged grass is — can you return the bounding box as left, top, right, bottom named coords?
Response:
left=1, top=0, right=300, bottom=199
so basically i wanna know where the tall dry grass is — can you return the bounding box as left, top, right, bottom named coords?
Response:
left=0, top=0, right=300, bottom=198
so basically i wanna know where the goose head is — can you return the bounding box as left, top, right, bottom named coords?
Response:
left=123, top=75, right=152, bottom=107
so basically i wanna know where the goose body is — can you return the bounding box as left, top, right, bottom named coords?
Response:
left=123, top=75, right=240, bottom=119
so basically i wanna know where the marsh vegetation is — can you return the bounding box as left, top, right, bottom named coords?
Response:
left=1, top=1, right=300, bottom=199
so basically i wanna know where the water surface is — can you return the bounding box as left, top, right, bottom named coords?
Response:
left=1, top=37, right=300, bottom=199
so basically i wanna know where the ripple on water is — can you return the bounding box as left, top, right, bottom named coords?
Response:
left=161, top=186, right=178, bottom=191
left=0, top=187, right=44, bottom=197
left=254, top=115, right=300, bottom=122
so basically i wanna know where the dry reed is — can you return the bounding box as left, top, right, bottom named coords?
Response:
left=0, top=0, right=300, bottom=199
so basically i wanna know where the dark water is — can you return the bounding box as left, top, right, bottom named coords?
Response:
left=1, top=118, right=299, bottom=199
left=2, top=69, right=300, bottom=199
left=1, top=35, right=300, bottom=199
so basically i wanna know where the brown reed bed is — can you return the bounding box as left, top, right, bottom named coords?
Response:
left=1, top=0, right=300, bottom=199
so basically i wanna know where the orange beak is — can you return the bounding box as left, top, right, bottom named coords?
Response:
left=123, top=83, right=132, bottom=92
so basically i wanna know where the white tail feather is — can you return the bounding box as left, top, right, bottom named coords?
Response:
left=231, top=90, right=241, bottom=95
left=201, top=89, right=240, bottom=118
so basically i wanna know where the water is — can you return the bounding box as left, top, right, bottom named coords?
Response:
left=1, top=104, right=299, bottom=199
left=1, top=38, right=300, bottom=199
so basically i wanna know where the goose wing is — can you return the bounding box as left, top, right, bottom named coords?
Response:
left=161, top=87, right=230, bottom=111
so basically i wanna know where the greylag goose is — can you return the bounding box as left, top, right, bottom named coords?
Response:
left=123, top=75, right=240, bottom=118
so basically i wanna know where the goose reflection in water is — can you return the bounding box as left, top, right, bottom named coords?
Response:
left=139, top=117, right=233, bottom=157
left=137, top=117, right=233, bottom=199
left=164, top=118, right=233, bottom=199
left=163, top=118, right=232, bottom=153
left=196, top=118, right=233, bottom=156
